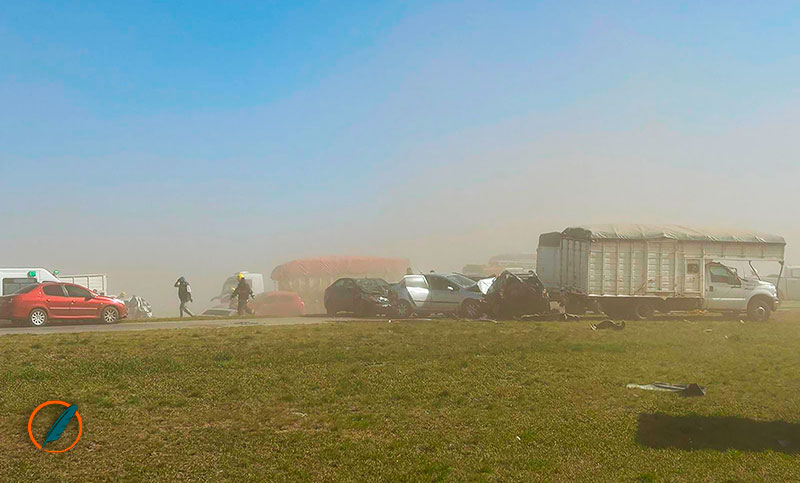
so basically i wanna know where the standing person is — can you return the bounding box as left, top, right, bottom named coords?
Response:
left=231, top=273, right=254, bottom=315
left=174, top=276, right=194, bottom=317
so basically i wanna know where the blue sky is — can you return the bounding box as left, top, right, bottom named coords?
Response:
left=2, top=1, right=799, bottom=313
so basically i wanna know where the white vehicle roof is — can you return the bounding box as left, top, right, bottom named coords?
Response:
left=562, top=224, right=785, bottom=245
left=0, top=268, right=59, bottom=281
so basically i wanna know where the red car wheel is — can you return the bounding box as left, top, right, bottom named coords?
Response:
left=28, top=308, right=48, bottom=327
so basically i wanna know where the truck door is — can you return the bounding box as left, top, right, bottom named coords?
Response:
left=706, top=263, right=746, bottom=310
left=684, top=259, right=702, bottom=294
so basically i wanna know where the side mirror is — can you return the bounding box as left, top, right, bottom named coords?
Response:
left=85, top=295, right=94, bottom=300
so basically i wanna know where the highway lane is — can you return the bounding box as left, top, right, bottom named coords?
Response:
left=0, top=316, right=355, bottom=336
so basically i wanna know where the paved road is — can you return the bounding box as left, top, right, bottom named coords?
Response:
left=0, top=316, right=348, bottom=336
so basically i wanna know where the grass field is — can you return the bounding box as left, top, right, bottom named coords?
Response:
left=2, top=309, right=800, bottom=482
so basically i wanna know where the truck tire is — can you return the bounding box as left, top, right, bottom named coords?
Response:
left=631, top=300, right=655, bottom=320
left=747, top=298, right=772, bottom=322
left=29, top=308, right=48, bottom=327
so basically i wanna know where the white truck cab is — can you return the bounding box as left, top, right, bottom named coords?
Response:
left=0, top=268, right=60, bottom=296
left=704, top=262, right=779, bottom=319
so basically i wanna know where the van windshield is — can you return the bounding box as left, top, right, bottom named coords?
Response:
left=11, top=283, right=39, bottom=295
left=3, top=278, right=38, bottom=295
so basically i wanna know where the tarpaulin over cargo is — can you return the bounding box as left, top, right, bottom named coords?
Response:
left=271, top=256, right=410, bottom=281
left=562, top=224, right=785, bottom=245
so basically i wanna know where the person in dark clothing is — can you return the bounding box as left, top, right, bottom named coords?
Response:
left=174, top=276, right=194, bottom=317
left=231, top=274, right=254, bottom=316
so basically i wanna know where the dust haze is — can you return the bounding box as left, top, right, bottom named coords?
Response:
left=2, top=119, right=798, bottom=316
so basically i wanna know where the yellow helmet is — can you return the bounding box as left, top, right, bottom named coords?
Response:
left=237, top=273, right=245, bottom=280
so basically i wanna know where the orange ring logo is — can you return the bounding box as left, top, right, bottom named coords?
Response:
left=28, top=400, right=82, bottom=453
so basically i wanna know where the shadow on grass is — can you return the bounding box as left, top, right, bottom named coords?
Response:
left=637, top=413, right=800, bottom=453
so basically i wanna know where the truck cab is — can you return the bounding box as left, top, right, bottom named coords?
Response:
left=703, top=262, right=779, bottom=320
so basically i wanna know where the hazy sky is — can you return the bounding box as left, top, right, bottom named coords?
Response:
left=2, top=1, right=799, bottom=314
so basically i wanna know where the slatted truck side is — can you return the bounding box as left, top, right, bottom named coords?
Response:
left=536, top=224, right=784, bottom=321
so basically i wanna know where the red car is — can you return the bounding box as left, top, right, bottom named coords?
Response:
left=251, top=291, right=306, bottom=317
left=0, top=282, right=128, bottom=327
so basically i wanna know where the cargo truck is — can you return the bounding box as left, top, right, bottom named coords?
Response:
left=57, top=273, right=108, bottom=295
left=536, top=224, right=784, bottom=321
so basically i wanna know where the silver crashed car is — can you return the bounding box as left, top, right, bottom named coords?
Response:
left=391, top=273, right=484, bottom=318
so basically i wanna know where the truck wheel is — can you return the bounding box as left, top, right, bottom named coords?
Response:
left=393, top=300, right=413, bottom=318
left=461, top=299, right=482, bottom=319
left=101, top=307, right=120, bottom=324
left=631, top=301, right=655, bottom=320
left=29, top=308, right=48, bottom=327
left=747, top=298, right=771, bottom=322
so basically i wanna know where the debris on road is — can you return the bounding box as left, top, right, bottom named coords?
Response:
left=626, top=382, right=706, bottom=397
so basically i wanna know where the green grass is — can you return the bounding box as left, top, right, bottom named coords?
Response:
left=2, top=310, right=800, bottom=481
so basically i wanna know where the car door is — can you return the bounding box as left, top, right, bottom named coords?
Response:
left=65, top=284, right=99, bottom=318
left=403, top=275, right=431, bottom=309
left=342, top=279, right=360, bottom=311
left=41, top=284, right=70, bottom=317
left=327, top=279, right=356, bottom=312
left=428, top=275, right=462, bottom=312
left=706, top=264, right=745, bottom=310
left=326, top=279, right=346, bottom=312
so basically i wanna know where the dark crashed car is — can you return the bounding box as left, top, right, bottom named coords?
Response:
left=324, top=278, right=394, bottom=316
left=485, top=270, right=549, bottom=318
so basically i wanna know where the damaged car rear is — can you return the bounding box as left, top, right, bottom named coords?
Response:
left=484, top=270, right=550, bottom=318
left=324, top=278, right=394, bottom=316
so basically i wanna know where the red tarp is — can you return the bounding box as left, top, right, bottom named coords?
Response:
left=271, top=256, right=410, bottom=281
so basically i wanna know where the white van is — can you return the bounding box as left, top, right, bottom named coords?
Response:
left=211, top=271, right=265, bottom=304
left=0, top=268, right=61, bottom=296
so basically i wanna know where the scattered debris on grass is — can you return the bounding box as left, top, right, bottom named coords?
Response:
left=626, top=382, right=706, bottom=397
left=520, top=312, right=580, bottom=321
left=590, top=320, right=625, bottom=331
